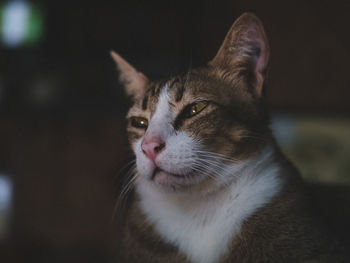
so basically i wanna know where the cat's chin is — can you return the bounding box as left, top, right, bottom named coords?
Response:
left=147, top=168, right=218, bottom=194
left=151, top=168, right=185, bottom=188
left=153, top=171, right=173, bottom=187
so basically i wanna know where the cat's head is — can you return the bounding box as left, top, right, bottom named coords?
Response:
left=112, top=13, right=271, bottom=193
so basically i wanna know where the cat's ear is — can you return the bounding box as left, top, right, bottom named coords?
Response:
left=209, top=13, right=269, bottom=97
left=110, top=51, right=149, bottom=99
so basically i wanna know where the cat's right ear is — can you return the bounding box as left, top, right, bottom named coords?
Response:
left=110, top=51, right=149, bottom=100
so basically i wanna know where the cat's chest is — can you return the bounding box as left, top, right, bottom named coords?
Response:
left=136, top=165, right=282, bottom=263
left=139, top=188, right=236, bottom=263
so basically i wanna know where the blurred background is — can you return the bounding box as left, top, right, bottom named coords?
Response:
left=0, top=0, right=349, bottom=262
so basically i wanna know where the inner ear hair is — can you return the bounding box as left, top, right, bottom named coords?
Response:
left=209, top=13, right=270, bottom=97
left=110, top=51, right=149, bottom=100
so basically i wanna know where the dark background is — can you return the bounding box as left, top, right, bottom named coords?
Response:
left=0, top=0, right=349, bottom=262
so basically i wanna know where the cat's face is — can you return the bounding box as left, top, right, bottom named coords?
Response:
left=112, top=13, right=271, bottom=192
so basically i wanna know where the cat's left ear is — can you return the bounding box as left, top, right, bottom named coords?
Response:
left=209, top=13, right=269, bottom=97
left=110, top=51, right=149, bottom=99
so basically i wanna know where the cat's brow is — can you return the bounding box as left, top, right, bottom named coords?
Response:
left=169, top=77, right=180, bottom=88
left=175, top=84, right=185, bottom=102
left=142, top=94, right=149, bottom=110
left=153, top=82, right=166, bottom=98
left=169, top=76, right=186, bottom=102
left=175, top=70, right=192, bottom=102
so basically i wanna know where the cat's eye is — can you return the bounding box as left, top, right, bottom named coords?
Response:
left=185, top=101, right=208, bottom=118
left=130, top=117, right=148, bottom=129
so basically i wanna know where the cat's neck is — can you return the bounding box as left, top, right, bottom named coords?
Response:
left=135, top=146, right=284, bottom=263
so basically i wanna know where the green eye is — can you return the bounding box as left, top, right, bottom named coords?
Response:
left=186, top=101, right=208, bottom=117
left=130, top=117, right=148, bottom=129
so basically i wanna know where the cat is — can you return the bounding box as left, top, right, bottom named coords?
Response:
left=111, top=13, right=348, bottom=263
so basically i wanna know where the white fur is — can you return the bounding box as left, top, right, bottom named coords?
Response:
left=134, top=86, right=174, bottom=179
left=132, top=86, right=283, bottom=263
left=136, top=148, right=282, bottom=263
left=134, top=86, right=201, bottom=182
left=146, top=85, right=174, bottom=139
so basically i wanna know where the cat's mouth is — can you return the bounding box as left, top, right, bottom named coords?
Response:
left=149, top=167, right=188, bottom=187
left=151, top=167, right=184, bottom=180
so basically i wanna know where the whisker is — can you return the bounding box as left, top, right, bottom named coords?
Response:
left=193, top=159, right=226, bottom=172
left=115, top=159, right=137, bottom=178
left=191, top=164, right=229, bottom=187
left=191, top=165, right=220, bottom=181
left=196, top=154, right=237, bottom=164
left=112, top=164, right=137, bottom=221
left=184, top=57, right=193, bottom=89
left=194, top=150, right=239, bottom=162
left=192, top=162, right=225, bottom=179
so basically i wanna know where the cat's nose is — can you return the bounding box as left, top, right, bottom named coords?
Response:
left=141, top=137, right=166, bottom=162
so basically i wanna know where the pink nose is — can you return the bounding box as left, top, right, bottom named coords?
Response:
left=141, top=137, right=166, bottom=162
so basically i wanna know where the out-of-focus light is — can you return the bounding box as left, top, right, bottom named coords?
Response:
left=271, top=114, right=296, bottom=146
left=0, top=77, right=3, bottom=103
left=0, top=0, right=44, bottom=48
left=0, top=173, right=12, bottom=239
left=1, top=0, right=30, bottom=48
left=0, top=174, right=12, bottom=212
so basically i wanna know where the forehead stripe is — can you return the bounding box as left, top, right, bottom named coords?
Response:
left=146, top=85, right=174, bottom=138
left=142, top=94, right=148, bottom=110
left=153, top=81, right=167, bottom=98
left=169, top=77, right=180, bottom=88
left=175, top=84, right=185, bottom=102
